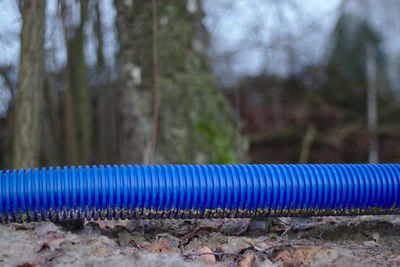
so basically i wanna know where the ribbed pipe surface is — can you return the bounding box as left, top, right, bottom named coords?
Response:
left=0, top=164, right=399, bottom=222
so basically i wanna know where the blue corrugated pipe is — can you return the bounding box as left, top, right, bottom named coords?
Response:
left=0, top=164, right=399, bottom=222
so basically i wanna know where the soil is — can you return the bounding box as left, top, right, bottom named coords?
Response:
left=1, top=215, right=400, bottom=266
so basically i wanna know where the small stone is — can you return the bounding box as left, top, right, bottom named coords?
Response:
left=90, top=246, right=110, bottom=256
left=199, top=246, right=216, bottom=265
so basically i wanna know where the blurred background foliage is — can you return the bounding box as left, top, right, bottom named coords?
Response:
left=0, top=0, right=399, bottom=169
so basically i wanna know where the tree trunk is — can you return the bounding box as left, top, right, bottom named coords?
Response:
left=115, top=0, right=242, bottom=164
left=41, top=77, right=62, bottom=166
left=115, top=1, right=152, bottom=164
left=366, top=45, right=379, bottom=163
left=94, top=1, right=118, bottom=164
left=13, top=0, right=46, bottom=169
left=63, top=0, right=92, bottom=165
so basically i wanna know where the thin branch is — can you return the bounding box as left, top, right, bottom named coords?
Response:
left=299, top=124, right=316, bottom=164
left=253, top=241, right=400, bottom=252
left=0, top=66, right=15, bottom=101
left=181, top=252, right=242, bottom=259
left=181, top=241, right=400, bottom=260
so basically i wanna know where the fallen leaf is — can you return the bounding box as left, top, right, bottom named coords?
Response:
left=34, top=223, right=62, bottom=237
left=17, top=255, right=46, bottom=267
left=239, top=254, right=256, bottom=267
left=156, top=233, right=180, bottom=249
left=222, top=236, right=258, bottom=253
left=213, top=247, right=224, bottom=261
left=90, top=220, right=130, bottom=230
left=90, top=246, right=109, bottom=256
left=273, top=249, right=304, bottom=267
left=42, top=231, right=65, bottom=240
left=128, top=240, right=137, bottom=247
left=296, top=246, right=324, bottom=263
left=292, top=250, right=305, bottom=266
left=235, top=218, right=251, bottom=235
left=47, top=237, right=66, bottom=252
left=199, top=246, right=216, bottom=265
left=34, top=224, right=68, bottom=253
left=37, top=236, right=66, bottom=252
left=181, top=221, right=224, bottom=243
left=273, top=250, right=292, bottom=264
left=146, top=240, right=178, bottom=254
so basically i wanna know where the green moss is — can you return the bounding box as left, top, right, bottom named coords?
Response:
left=125, top=0, right=244, bottom=164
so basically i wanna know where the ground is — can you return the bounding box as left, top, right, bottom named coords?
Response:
left=1, top=216, right=400, bottom=266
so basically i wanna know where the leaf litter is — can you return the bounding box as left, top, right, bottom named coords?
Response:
left=1, top=215, right=400, bottom=266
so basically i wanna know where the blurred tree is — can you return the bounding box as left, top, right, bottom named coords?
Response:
left=13, top=0, right=46, bottom=169
left=324, top=14, right=387, bottom=162
left=62, top=0, right=92, bottom=165
left=91, top=0, right=118, bottom=164
left=324, top=14, right=386, bottom=113
left=3, top=0, right=400, bottom=167
left=366, top=44, right=378, bottom=163
left=115, top=0, right=151, bottom=163
left=115, top=0, right=242, bottom=164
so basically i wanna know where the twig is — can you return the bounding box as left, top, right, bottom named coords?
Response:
left=181, top=241, right=400, bottom=259
left=257, top=241, right=400, bottom=253
left=299, top=124, right=316, bottom=164
left=181, top=252, right=241, bottom=258
left=279, top=226, right=292, bottom=241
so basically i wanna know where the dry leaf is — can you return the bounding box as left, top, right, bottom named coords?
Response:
left=273, top=249, right=304, bottom=267
left=17, top=255, right=46, bottom=267
left=36, top=230, right=66, bottom=252
left=34, top=223, right=62, bottom=237
left=273, top=250, right=292, bottom=264
left=292, top=250, right=305, bottom=266
left=181, top=221, right=224, bottom=243
left=46, top=237, right=66, bottom=252
left=37, top=236, right=66, bottom=252
left=199, top=246, right=216, bottom=265
left=91, top=220, right=130, bottom=230
left=146, top=240, right=178, bottom=254
left=239, top=254, right=256, bottom=267
left=43, top=231, right=65, bottom=240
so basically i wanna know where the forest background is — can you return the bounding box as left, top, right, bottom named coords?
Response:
left=0, top=0, right=399, bottom=169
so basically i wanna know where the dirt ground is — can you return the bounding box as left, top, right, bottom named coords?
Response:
left=1, top=215, right=400, bottom=266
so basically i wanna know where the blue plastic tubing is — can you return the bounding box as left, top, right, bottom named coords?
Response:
left=0, top=164, right=400, bottom=222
